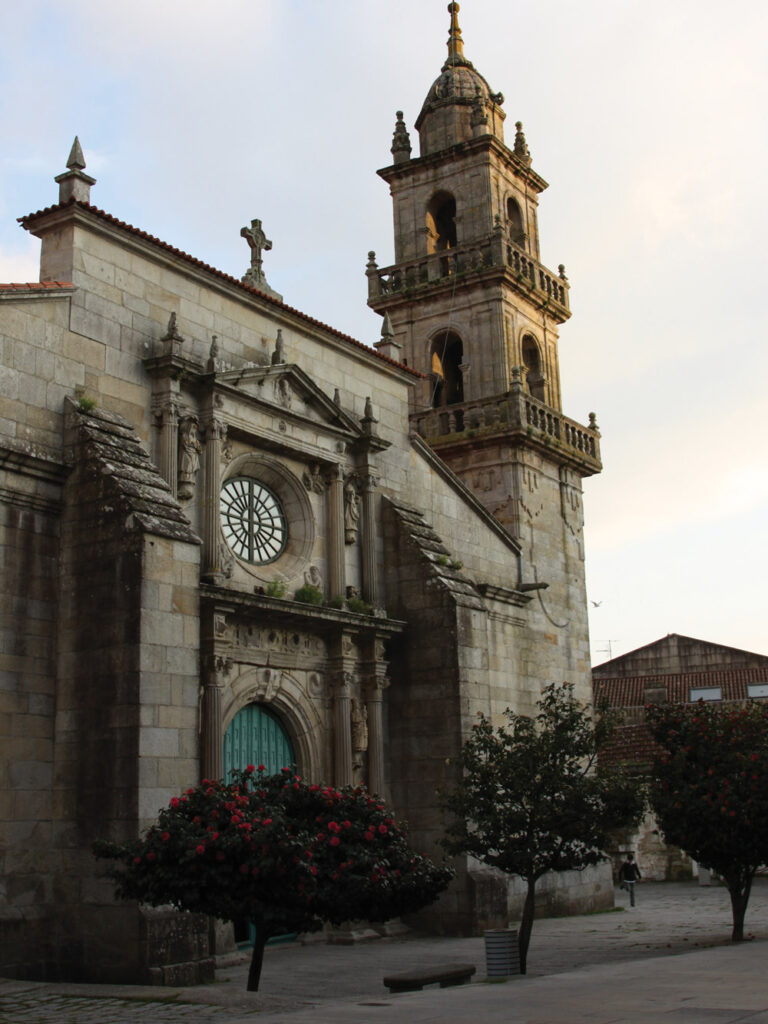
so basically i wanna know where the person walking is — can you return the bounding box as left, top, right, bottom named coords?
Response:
left=619, top=852, right=642, bottom=907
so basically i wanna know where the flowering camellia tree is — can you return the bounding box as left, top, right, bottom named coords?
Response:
left=440, top=683, right=643, bottom=973
left=94, top=767, right=453, bottom=990
left=647, top=699, right=768, bottom=941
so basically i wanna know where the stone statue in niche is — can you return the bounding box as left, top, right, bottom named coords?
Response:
left=344, top=475, right=360, bottom=544
left=177, top=416, right=201, bottom=500
left=351, top=698, right=368, bottom=752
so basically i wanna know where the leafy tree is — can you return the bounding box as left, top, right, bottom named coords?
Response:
left=94, top=767, right=453, bottom=990
left=440, top=683, right=643, bottom=973
left=647, top=699, right=768, bottom=941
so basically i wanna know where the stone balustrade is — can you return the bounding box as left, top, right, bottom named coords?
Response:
left=367, top=239, right=569, bottom=317
left=411, top=389, right=600, bottom=471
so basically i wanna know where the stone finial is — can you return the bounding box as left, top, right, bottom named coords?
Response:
left=55, top=135, right=96, bottom=204
left=588, top=412, right=599, bottom=431
left=333, top=388, right=341, bottom=407
left=366, top=251, right=382, bottom=300
left=510, top=365, right=524, bottom=388
left=445, top=2, right=466, bottom=66
left=470, top=86, right=488, bottom=137
left=160, top=312, right=184, bottom=356
left=67, top=137, right=86, bottom=171
left=514, top=121, right=532, bottom=166
left=207, top=335, right=221, bottom=373
left=241, top=217, right=282, bottom=300
left=268, top=329, right=284, bottom=366
left=374, top=311, right=402, bottom=359
left=391, top=111, right=412, bottom=164
left=361, top=396, right=378, bottom=436
left=558, top=264, right=568, bottom=282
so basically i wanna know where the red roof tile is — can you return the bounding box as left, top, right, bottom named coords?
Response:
left=18, top=198, right=422, bottom=378
left=0, top=281, right=74, bottom=291
left=594, top=667, right=768, bottom=708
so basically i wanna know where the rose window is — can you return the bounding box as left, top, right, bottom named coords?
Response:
left=220, top=477, right=287, bottom=564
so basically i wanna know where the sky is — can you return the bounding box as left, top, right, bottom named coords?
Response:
left=1, top=0, right=766, bottom=665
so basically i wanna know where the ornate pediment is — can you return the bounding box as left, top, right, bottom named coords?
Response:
left=214, top=364, right=363, bottom=437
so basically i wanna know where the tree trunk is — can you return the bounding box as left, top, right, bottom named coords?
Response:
left=727, top=873, right=753, bottom=942
left=247, top=916, right=269, bottom=992
left=517, top=876, right=537, bottom=975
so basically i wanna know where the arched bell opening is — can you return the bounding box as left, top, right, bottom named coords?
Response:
left=522, top=334, right=545, bottom=401
left=430, top=331, right=464, bottom=408
left=507, top=196, right=525, bottom=248
left=426, top=191, right=457, bottom=257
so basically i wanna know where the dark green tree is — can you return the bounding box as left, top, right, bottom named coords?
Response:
left=440, top=683, right=643, bottom=973
left=95, top=767, right=453, bottom=990
left=647, top=699, right=768, bottom=941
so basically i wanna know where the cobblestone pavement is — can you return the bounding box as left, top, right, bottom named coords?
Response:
left=1, top=880, right=766, bottom=1023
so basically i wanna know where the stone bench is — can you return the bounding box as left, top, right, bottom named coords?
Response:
left=383, top=962, right=476, bottom=993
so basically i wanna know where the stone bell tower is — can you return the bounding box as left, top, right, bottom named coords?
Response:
left=368, top=2, right=602, bottom=693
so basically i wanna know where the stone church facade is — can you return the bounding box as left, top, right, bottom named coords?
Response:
left=0, top=5, right=605, bottom=983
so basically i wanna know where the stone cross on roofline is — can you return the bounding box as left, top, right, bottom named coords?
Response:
left=240, top=218, right=282, bottom=301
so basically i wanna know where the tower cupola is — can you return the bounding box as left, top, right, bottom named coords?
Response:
left=415, top=2, right=505, bottom=156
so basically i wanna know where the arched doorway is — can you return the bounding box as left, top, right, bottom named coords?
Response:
left=223, top=703, right=296, bottom=946
left=223, top=702, right=295, bottom=779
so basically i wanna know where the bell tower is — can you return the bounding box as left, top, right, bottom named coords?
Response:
left=368, top=2, right=602, bottom=692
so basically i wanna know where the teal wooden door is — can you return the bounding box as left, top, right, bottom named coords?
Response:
left=223, top=702, right=295, bottom=781
left=222, top=703, right=296, bottom=947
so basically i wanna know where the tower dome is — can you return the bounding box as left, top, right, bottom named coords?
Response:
left=415, top=2, right=505, bottom=156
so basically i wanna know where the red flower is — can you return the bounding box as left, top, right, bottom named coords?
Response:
left=258, top=764, right=266, bottom=772
left=330, top=836, right=340, bottom=847
left=251, top=866, right=259, bottom=876
left=246, top=764, right=256, bottom=773
left=378, top=825, right=388, bottom=834
left=170, top=797, right=180, bottom=808
left=195, top=845, right=205, bottom=855
left=146, top=852, right=156, bottom=862
left=364, top=831, right=374, bottom=842
left=133, top=856, right=141, bottom=864
left=161, top=831, right=170, bottom=842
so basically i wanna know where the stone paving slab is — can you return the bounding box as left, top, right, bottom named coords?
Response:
left=1, top=881, right=766, bottom=1023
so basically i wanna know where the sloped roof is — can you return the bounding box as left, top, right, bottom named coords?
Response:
left=19, top=198, right=422, bottom=378
left=594, top=668, right=768, bottom=709
left=68, top=400, right=201, bottom=545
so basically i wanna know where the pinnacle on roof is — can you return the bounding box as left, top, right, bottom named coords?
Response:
left=444, top=2, right=468, bottom=67
left=55, top=136, right=96, bottom=204
left=66, top=136, right=86, bottom=171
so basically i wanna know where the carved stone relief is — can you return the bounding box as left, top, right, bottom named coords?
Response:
left=302, top=463, right=326, bottom=493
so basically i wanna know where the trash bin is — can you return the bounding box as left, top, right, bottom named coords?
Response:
left=484, top=928, right=520, bottom=977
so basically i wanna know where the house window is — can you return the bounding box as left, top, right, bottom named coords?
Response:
left=220, top=477, right=287, bottom=564
left=689, top=686, right=722, bottom=702
left=747, top=683, right=768, bottom=699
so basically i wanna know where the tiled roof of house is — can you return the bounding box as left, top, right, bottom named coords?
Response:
left=18, top=198, right=423, bottom=378
left=0, top=281, right=74, bottom=292
left=600, top=724, right=660, bottom=768
left=594, top=668, right=768, bottom=708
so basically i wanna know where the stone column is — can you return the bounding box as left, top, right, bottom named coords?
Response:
left=334, top=671, right=353, bottom=788
left=201, top=418, right=225, bottom=581
left=327, top=463, right=345, bottom=601
left=364, top=634, right=390, bottom=796
left=201, top=669, right=223, bottom=782
left=360, top=472, right=378, bottom=605
left=154, top=398, right=179, bottom=496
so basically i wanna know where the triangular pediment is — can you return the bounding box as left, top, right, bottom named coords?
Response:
left=214, top=363, right=363, bottom=437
